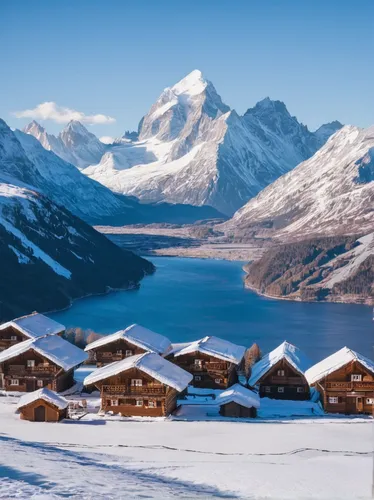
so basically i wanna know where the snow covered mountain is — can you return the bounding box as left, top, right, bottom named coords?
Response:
left=225, top=125, right=374, bottom=239
left=0, top=182, right=153, bottom=320
left=82, top=70, right=338, bottom=215
left=0, top=119, right=134, bottom=223
left=24, top=120, right=105, bottom=170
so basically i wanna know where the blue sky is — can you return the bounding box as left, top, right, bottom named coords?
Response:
left=1, top=1, right=373, bottom=138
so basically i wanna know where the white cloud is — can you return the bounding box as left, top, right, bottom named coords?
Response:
left=13, top=101, right=116, bottom=125
left=99, top=136, right=115, bottom=144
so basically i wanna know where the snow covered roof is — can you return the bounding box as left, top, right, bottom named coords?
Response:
left=84, top=324, right=172, bottom=356
left=172, top=336, right=246, bottom=365
left=0, top=312, right=65, bottom=339
left=0, top=335, right=88, bottom=371
left=305, top=347, right=374, bottom=385
left=84, top=352, right=192, bottom=392
left=17, top=388, right=69, bottom=411
left=216, top=384, right=260, bottom=409
left=248, top=341, right=312, bottom=386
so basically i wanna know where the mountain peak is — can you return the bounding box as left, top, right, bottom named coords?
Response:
left=172, top=69, right=207, bottom=97
left=247, top=98, right=290, bottom=116
left=63, top=120, right=88, bottom=135
left=23, top=120, right=45, bottom=134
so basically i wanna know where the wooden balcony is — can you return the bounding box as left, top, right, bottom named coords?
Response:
left=8, top=365, right=58, bottom=376
left=188, top=362, right=227, bottom=372
left=102, top=385, right=166, bottom=396
left=270, top=376, right=303, bottom=384
left=326, top=381, right=374, bottom=391
left=206, top=362, right=227, bottom=370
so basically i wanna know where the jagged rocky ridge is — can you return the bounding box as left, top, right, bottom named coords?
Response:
left=244, top=233, right=374, bottom=305
left=26, top=70, right=341, bottom=216
left=0, top=183, right=154, bottom=321
left=24, top=120, right=106, bottom=170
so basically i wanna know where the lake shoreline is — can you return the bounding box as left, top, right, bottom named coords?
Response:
left=49, top=256, right=372, bottom=360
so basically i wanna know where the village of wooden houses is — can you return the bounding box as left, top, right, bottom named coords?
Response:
left=0, top=311, right=373, bottom=423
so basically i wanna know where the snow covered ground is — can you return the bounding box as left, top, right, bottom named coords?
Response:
left=0, top=395, right=372, bottom=499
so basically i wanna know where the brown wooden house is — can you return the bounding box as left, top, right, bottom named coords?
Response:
left=85, top=324, right=172, bottom=367
left=248, top=341, right=311, bottom=400
left=167, top=336, right=246, bottom=389
left=17, top=388, right=69, bottom=422
left=0, top=334, right=88, bottom=392
left=84, top=352, right=192, bottom=417
left=0, top=312, right=65, bottom=352
left=217, top=383, right=260, bottom=418
left=305, top=347, right=374, bottom=414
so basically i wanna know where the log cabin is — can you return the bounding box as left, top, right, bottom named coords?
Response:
left=0, top=312, right=65, bottom=352
left=167, top=336, right=246, bottom=389
left=84, top=352, right=192, bottom=417
left=248, top=341, right=311, bottom=400
left=0, top=335, right=88, bottom=392
left=305, top=347, right=374, bottom=414
left=217, top=383, right=260, bottom=418
left=17, top=388, right=69, bottom=422
left=84, top=324, right=172, bottom=366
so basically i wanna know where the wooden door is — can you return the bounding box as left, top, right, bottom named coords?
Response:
left=34, top=405, right=46, bottom=422
left=357, top=397, right=363, bottom=413
left=26, top=379, right=35, bottom=392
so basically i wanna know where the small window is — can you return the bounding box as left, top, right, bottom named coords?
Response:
left=366, top=398, right=374, bottom=404
left=265, top=386, right=271, bottom=393
left=278, top=387, right=284, bottom=393
left=27, top=360, right=35, bottom=368
left=110, top=399, right=118, bottom=406
left=277, top=370, right=285, bottom=377
left=116, top=349, right=122, bottom=355
left=351, top=374, right=362, bottom=382
left=10, top=335, right=17, bottom=341
left=148, top=400, right=156, bottom=408
left=131, top=379, right=142, bottom=387
left=135, top=399, right=143, bottom=407
left=194, top=375, right=201, bottom=381
left=329, top=396, right=339, bottom=404
left=297, top=387, right=304, bottom=393
left=37, top=380, right=44, bottom=388
left=125, top=350, right=132, bottom=357
left=194, top=359, right=203, bottom=367
left=215, top=378, right=222, bottom=384
left=10, top=379, right=19, bottom=386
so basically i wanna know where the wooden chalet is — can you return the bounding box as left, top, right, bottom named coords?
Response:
left=167, top=336, right=246, bottom=389
left=85, top=324, right=172, bottom=367
left=248, top=341, right=311, bottom=400
left=17, top=388, right=69, bottom=422
left=305, top=347, right=374, bottom=414
left=0, top=312, right=65, bottom=352
left=0, top=334, right=88, bottom=392
left=217, top=383, right=260, bottom=418
left=84, top=352, right=192, bottom=417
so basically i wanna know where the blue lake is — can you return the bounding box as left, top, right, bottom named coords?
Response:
left=49, top=256, right=373, bottom=362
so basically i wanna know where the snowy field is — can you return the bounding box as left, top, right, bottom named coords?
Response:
left=0, top=396, right=373, bottom=499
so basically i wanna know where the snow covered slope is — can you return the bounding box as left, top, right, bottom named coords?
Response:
left=82, top=70, right=336, bottom=215
left=0, top=181, right=153, bottom=320
left=13, top=127, right=132, bottom=223
left=226, top=125, right=374, bottom=239
left=24, top=120, right=105, bottom=170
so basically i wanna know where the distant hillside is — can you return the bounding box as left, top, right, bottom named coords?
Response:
left=0, top=183, right=154, bottom=321
left=244, top=234, right=374, bottom=305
